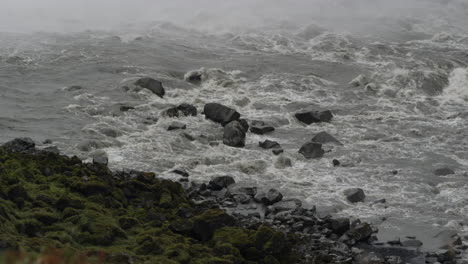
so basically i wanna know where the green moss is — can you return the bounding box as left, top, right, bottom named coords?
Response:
left=0, top=146, right=300, bottom=264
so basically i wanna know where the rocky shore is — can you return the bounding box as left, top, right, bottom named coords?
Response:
left=0, top=137, right=465, bottom=264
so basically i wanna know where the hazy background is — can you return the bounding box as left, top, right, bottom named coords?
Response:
left=1, top=0, right=468, bottom=34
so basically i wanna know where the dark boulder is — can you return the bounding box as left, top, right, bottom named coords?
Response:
left=238, top=119, right=249, bottom=133
left=203, top=103, right=240, bottom=125
left=3, top=138, right=35, bottom=152
left=259, top=140, right=281, bottom=149
left=347, top=223, right=373, bottom=242
left=208, top=176, right=236, bottom=191
left=333, top=159, right=341, bottom=166
left=172, top=169, right=189, bottom=178
left=176, top=103, right=197, bottom=116
left=167, top=121, right=187, bottom=131
left=299, top=142, right=324, bottom=159
left=165, top=107, right=179, bottom=118
left=295, top=110, right=333, bottom=125
left=223, top=121, right=246, bottom=148
left=134, top=77, right=165, bottom=98
left=311, top=131, right=343, bottom=145
left=192, top=210, right=236, bottom=241
left=254, top=189, right=283, bottom=205
left=120, top=106, right=135, bottom=112
left=329, top=218, right=350, bottom=236
left=344, top=188, right=365, bottom=203
left=433, top=167, right=455, bottom=176
left=250, top=121, right=275, bottom=135
left=272, top=149, right=284, bottom=155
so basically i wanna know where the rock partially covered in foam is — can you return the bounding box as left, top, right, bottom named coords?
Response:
left=223, top=120, right=246, bottom=148
left=349, top=74, right=368, bottom=87
left=295, top=110, right=333, bottom=125
left=134, top=77, right=165, bottom=98
left=299, top=142, right=325, bottom=159
left=204, top=103, right=240, bottom=125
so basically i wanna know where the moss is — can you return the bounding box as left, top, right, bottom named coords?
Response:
left=0, top=146, right=300, bottom=263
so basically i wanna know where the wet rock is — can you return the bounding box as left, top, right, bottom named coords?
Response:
left=203, top=103, right=240, bottom=125
left=208, top=176, right=236, bottom=191
left=344, top=188, right=365, bottom=203
left=120, top=106, right=135, bottom=112
left=184, top=70, right=203, bottom=83
left=419, top=72, right=449, bottom=96
left=143, top=116, right=159, bottom=125
left=172, top=169, right=189, bottom=178
left=295, top=110, right=333, bottom=125
left=433, top=167, right=455, bottom=176
left=254, top=189, right=283, bottom=205
left=165, top=107, right=179, bottom=118
left=64, top=85, right=83, bottom=92
left=229, top=185, right=257, bottom=197
left=92, top=150, right=108, bottom=165
left=387, top=237, right=401, bottom=246
left=270, top=199, right=302, bottom=213
left=272, top=149, right=284, bottom=155
left=401, top=239, right=423, bottom=247
left=3, top=138, right=35, bottom=152
left=259, top=140, right=281, bottom=149
left=274, top=156, right=292, bottom=169
left=311, top=131, right=343, bottom=145
left=167, top=121, right=187, bottom=131
left=347, top=223, right=373, bottom=242
left=223, top=121, right=246, bottom=148
left=176, top=103, right=197, bottom=116
left=299, top=142, right=325, bottom=159
left=238, top=119, right=249, bottom=133
left=42, top=146, right=60, bottom=155
left=436, top=249, right=456, bottom=262
left=349, top=74, right=368, bottom=87
left=250, top=121, right=275, bottom=135
left=43, top=139, right=53, bottom=144
left=333, top=159, right=341, bottom=166
left=329, top=218, right=350, bottom=236
left=134, top=77, right=165, bottom=98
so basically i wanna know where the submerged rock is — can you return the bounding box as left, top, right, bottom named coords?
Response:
left=433, top=167, right=455, bottom=176
left=250, top=121, right=275, bottom=135
left=167, top=121, right=187, bottom=131
left=311, top=131, right=343, bottom=145
left=176, top=103, right=197, bottom=116
left=203, top=103, right=240, bottom=125
left=299, top=142, right=325, bottom=159
left=223, top=121, right=246, bottom=147
left=259, top=140, right=281, bottom=149
left=295, top=110, right=333, bottom=125
left=134, top=77, right=165, bottom=98
left=344, top=188, right=366, bottom=203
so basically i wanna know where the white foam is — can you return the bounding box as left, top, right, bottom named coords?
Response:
left=439, top=67, right=468, bottom=104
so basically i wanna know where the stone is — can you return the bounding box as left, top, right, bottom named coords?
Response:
left=299, top=142, right=325, bottom=159
left=172, top=169, right=189, bottom=177
left=134, top=77, right=165, bottom=98
left=120, top=106, right=135, bottom=112
left=259, top=140, right=281, bottom=149
left=92, top=150, right=108, bottom=165
left=3, top=138, right=35, bottom=152
left=167, top=121, right=187, bottom=131
left=229, top=185, right=257, bottom=197
left=333, top=159, right=341, bottom=166
left=433, top=167, right=455, bottom=176
left=274, top=156, right=292, bottom=169
left=436, top=249, right=456, bottom=262
left=295, top=110, right=333, bottom=125
left=272, top=149, right=284, bottom=155
left=165, top=107, right=179, bottom=118
left=176, top=103, right=197, bottom=116
left=203, top=103, right=240, bottom=125
left=330, top=218, right=350, bottom=236
left=208, top=176, right=236, bottom=191
left=250, top=121, right=275, bottom=135
left=401, top=239, right=423, bottom=247
left=238, top=119, right=249, bottom=133
left=347, top=223, right=373, bottom=242
left=254, top=189, right=283, bottom=205
left=270, top=199, right=302, bottom=213
left=223, top=121, right=246, bottom=148
left=311, top=131, right=343, bottom=145
left=344, top=188, right=365, bottom=203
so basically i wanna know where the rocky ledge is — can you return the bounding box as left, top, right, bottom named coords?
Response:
left=0, top=138, right=465, bottom=264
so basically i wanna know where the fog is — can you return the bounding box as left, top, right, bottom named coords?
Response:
left=1, top=0, right=467, bottom=34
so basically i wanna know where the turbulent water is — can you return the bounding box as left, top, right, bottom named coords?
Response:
left=1, top=0, right=468, bottom=256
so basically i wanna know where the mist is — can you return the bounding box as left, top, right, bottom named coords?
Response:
left=1, top=0, right=467, bottom=34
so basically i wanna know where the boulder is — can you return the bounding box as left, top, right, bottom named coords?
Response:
left=347, top=223, right=373, bottom=242
left=254, top=189, right=283, bottom=205
left=3, top=138, right=35, bottom=152
left=311, top=131, right=343, bottom=145
left=165, top=107, right=179, bottom=118
left=167, top=121, right=187, bottom=131
left=172, top=169, right=189, bottom=178
left=329, top=218, right=350, bottom=236
left=272, top=149, right=284, bottom=155
left=238, top=119, right=249, bottom=133
left=176, top=103, right=197, bottom=116
left=192, top=210, right=236, bottom=241
left=203, top=103, right=240, bottom=125
left=134, top=77, right=165, bottom=98
left=208, top=176, right=236, bottom=191
left=299, top=142, right=325, bottom=159
left=250, top=121, right=275, bottom=135
left=295, top=110, right=333, bottom=125
left=344, top=188, right=365, bottom=203
left=259, top=140, right=281, bottom=149
left=223, top=121, right=246, bottom=148
left=433, top=167, right=455, bottom=176
left=333, top=159, right=341, bottom=166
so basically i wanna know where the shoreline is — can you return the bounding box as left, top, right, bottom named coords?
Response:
left=0, top=138, right=465, bottom=264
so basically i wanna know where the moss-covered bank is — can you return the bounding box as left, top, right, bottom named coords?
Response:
left=0, top=142, right=299, bottom=264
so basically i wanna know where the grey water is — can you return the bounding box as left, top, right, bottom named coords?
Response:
left=1, top=0, right=468, bottom=256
